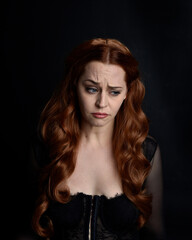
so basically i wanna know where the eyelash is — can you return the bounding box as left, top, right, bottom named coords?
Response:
left=85, top=87, right=121, bottom=96
left=86, top=87, right=98, bottom=94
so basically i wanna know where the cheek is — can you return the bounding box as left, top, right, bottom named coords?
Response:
left=111, top=98, right=125, bottom=114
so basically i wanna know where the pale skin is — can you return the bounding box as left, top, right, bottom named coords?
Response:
left=66, top=61, right=128, bottom=197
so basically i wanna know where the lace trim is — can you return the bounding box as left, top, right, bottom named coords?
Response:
left=70, top=191, right=125, bottom=200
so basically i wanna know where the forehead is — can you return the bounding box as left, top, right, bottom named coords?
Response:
left=81, top=61, right=126, bottom=85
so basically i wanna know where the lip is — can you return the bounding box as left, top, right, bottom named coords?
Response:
left=92, top=112, right=109, bottom=119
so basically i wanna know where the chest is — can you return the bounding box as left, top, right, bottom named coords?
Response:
left=66, top=147, right=122, bottom=196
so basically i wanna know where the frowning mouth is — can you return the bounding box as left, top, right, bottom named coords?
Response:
left=91, top=112, right=109, bottom=119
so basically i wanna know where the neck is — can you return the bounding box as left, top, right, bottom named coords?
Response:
left=80, top=121, right=114, bottom=148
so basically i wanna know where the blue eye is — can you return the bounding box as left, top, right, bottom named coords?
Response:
left=86, top=87, right=98, bottom=94
left=110, top=91, right=121, bottom=96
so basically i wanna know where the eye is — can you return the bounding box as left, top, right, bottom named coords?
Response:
left=86, top=87, right=98, bottom=94
left=110, top=90, right=121, bottom=96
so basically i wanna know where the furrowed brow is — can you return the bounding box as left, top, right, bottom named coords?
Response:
left=108, top=86, right=123, bottom=89
left=84, top=79, right=123, bottom=89
left=83, top=79, right=99, bottom=85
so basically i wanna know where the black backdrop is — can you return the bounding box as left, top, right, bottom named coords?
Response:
left=3, top=0, right=192, bottom=239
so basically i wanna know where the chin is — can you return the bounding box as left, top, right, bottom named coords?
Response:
left=90, top=119, right=113, bottom=128
left=82, top=115, right=114, bottom=128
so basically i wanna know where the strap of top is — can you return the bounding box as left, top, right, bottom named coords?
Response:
left=142, top=136, right=158, bottom=162
left=31, top=134, right=158, bottom=166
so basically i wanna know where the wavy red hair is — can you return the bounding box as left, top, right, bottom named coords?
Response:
left=32, top=38, right=151, bottom=238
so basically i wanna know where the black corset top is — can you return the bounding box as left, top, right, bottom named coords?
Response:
left=46, top=192, right=140, bottom=240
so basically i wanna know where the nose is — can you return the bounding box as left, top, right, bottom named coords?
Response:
left=95, top=91, right=108, bottom=108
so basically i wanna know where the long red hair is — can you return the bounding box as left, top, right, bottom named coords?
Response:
left=32, top=38, right=151, bottom=238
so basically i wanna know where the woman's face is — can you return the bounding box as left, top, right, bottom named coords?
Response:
left=77, top=61, right=127, bottom=128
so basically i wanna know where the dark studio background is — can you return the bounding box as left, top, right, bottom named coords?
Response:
left=3, top=0, right=192, bottom=239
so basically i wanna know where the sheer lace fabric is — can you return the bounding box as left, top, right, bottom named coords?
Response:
left=141, top=145, right=166, bottom=240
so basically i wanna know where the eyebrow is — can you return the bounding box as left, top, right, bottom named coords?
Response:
left=83, top=79, right=123, bottom=89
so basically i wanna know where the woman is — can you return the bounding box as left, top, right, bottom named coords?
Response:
left=31, top=38, right=165, bottom=240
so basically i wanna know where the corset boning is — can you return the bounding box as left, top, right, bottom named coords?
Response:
left=46, top=192, right=140, bottom=240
